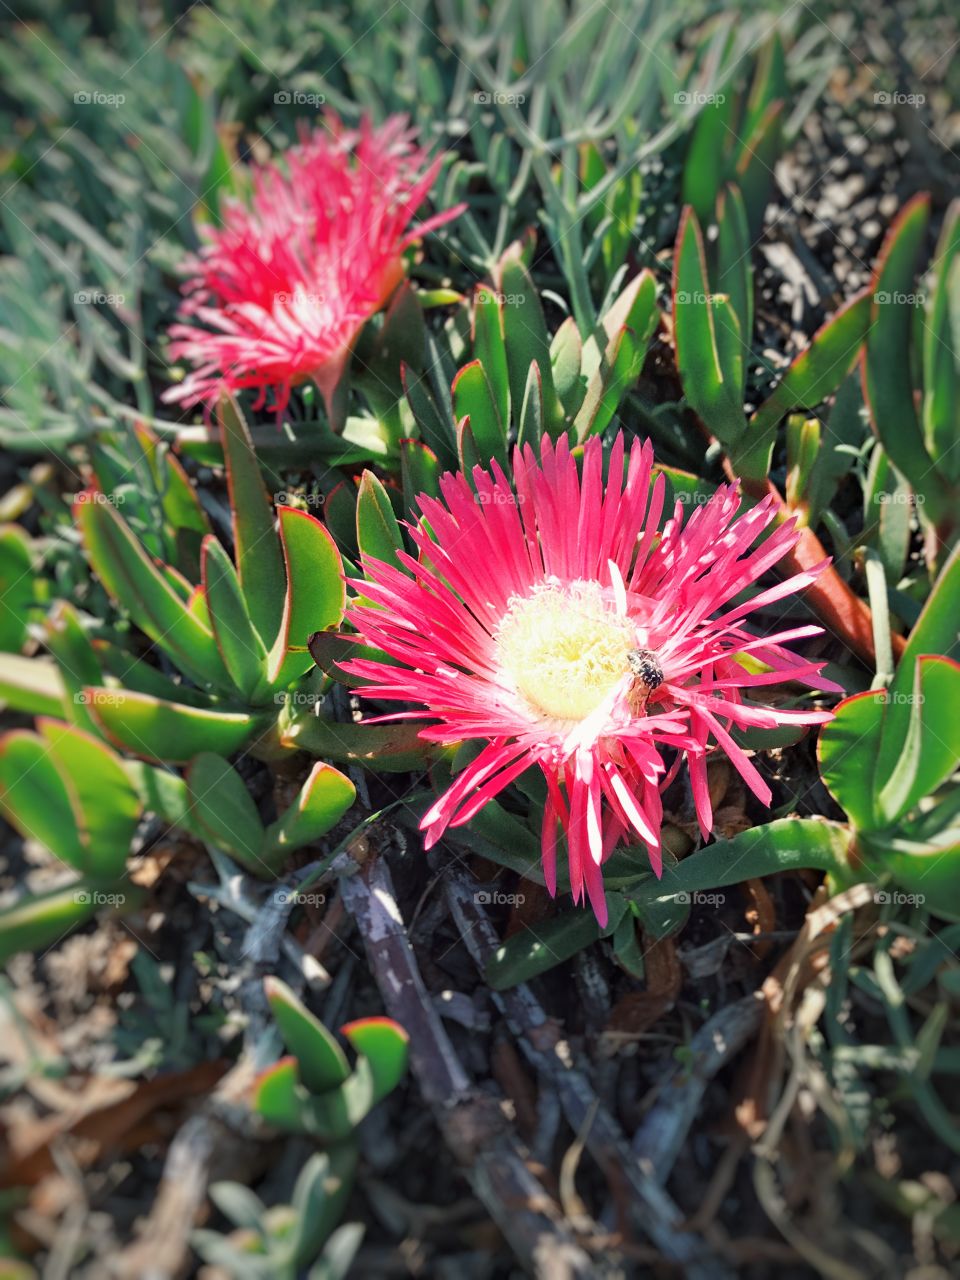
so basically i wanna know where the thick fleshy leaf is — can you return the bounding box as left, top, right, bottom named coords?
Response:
left=186, top=752, right=266, bottom=870
left=673, top=208, right=746, bottom=446
left=550, top=316, right=584, bottom=414
left=400, top=439, right=442, bottom=513
left=456, top=416, right=482, bottom=475
left=264, top=976, right=351, bottom=1093
left=0, top=653, right=66, bottom=717
left=517, top=361, right=544, bottom=449
left=818, top=689, right=886, bottom=831
left=0, top=524, right=34, bottom=653
left=452, top=360, right=507, bottom=468
left=0, top=881, right=108, bottom=965
left=626, top=818, right=855, bottom=932
left=340, top=1017, right=409, bottom=1103
left=682, top=91, right=736, bottom=228
left=356, top=472, right=404, bottom=571
left=874, top=657, right=960, bottom=825
left=486, top=894, right=628, bottom=989
left=863, top=195, right=941, bottom=513
left=574, top=271, right=658, bottom=441
left=734, top=99, right=784, bottom=238
left=473, top=284, right=510, bottom=431
left=281, top=716, right=433, bottom=772
left=252, top=1055, right=308, bottom=1129
left=267, top=507, right=345, bottom=688
left=746, top=289, right=872, bottom=483
left=201, top=536, right=268, bottom=700
left=715, top=183, right=752, bottom=343
left=0, top=730, right=87, bottom=870
left=922, top=201, right=960, bottom=482
left=859, top=830, right=960, bottom=920
left=217, top=395, right=286, bottom=645
left=76, top=494, right=229, bottom=690
left=37, top=719, right=141, bottom=879
left=289, top=1149, right=358, bottom=1271
left=43, top=602, right=102, bottom=734
left=87, top=688, right=262, bottom=763
left=879, top=541, right=960, bottom=762
left=263, top=762, right=356, bottom=855
left=496, top=249, right=562, bottom=435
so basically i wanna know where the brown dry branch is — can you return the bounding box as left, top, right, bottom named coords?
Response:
left=334, top=849, right=598, bottom=1278
left=442, top=863, right=736, bottom=1280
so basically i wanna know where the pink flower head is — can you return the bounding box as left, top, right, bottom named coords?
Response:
left=163, top=115, right=463, bottom=418
left=344, top=433, right=839, bottom=925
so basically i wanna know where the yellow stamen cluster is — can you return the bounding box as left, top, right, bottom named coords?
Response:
left=496, top=580, right=634, bottom=721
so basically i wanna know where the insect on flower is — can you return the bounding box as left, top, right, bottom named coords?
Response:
left=625, top=647, right=665, bottom=716
left=343, top=432, right=840, bottom=926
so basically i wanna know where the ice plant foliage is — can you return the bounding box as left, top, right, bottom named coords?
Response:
left=345, top=434, right=839, bottom=925
left=164, top=116, right=462, bottom=416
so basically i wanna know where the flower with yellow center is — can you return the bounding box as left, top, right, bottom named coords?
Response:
left=496, top=580, right=635, bottom=722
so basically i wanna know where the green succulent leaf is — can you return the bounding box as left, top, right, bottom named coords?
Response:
left=746, top=289, right=872, bottom=484
left=0, top=881, right=115, bottom=966
left=264, top=976, right=351, bottom=1094
left=0, top=652, right=68, bottom=718
left=263, top=762, right=356, bottom=856
left=473, top=284, right=510, bottom=431
left=922, top=200, right=960, bottom=483
left=0, top=523, right=34, bottom=653
left=87, top=688, right=263, bottom=763
left=673, top=208, right=746, bottom=447
left=282, top=716, right=433, bottom=772
left=863, top=195, right=942, bottom=514
left=267, top=507, right=345, bottom=688
left=36, top=718, right=141, bottom=879
left=186, top=752, right=267, bottom=871
left=452, top=360, right=508, bottom=469
left=76, top=493, right=230, bottom=691
left=486, top=895, right=628, bottom=989
left=356, top=471, right=404, bottom=570
left=339, top=1017, right=409, bottom=1103
left=201, top=536, right=268, bottom=701
left=496, top=248, right=563, bottom=437
left=217, top=394, right=286, bottom=645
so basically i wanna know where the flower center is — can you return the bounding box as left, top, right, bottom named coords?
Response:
left=496, top=580, right=634, bottom=721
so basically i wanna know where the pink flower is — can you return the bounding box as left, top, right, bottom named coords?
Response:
left=163, top=116, right=463, bottom=418
left=345, top=434, right=839, bottom=925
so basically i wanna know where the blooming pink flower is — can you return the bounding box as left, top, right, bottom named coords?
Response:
left=163, top=116, right=463, bottom=417
left=344, top=434, right=839, bottom=925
